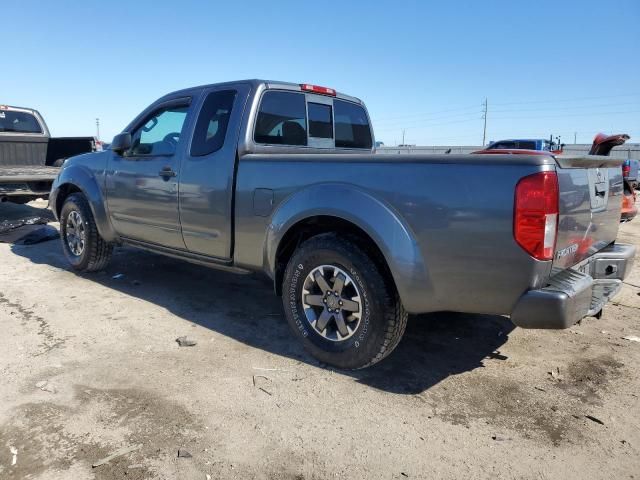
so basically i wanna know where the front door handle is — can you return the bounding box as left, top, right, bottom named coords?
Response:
left=159, top=167, right=176, bottom=178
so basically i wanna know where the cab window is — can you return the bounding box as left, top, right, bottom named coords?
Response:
left=191, top=90, right=237, bottom=157
left=334, top=100, right=372, bottom=149
left=128, top=106, right=188, bottom=156
left=308, top=102, right=333, bottom=139
left=254, top=91, right=307, bottom=146
left=0, top=111, right=43, bottom=134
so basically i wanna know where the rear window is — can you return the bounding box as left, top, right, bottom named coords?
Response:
left=334, top=100, right=372, bottom=149
left=308, top=103, right=333, bottom=139
left=0, top=110, right=43, bottom=134
left=191, top=90, right=237, bottom=156
left=491, top=141, right=516, bottom=149
left=517, top=141, right=537, bottom=150
left=254, top=91, right=307, bottom=146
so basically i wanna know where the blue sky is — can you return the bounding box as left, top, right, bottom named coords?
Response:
left=3, top=0, right=639, bottom=145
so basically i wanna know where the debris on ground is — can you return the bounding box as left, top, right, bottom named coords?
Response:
left=10, top=446, right=17, bottom=466
left=548, top=367, right=562, bottom=380
left=0, top=217, right=48, bottom=234
left=534, top=386, right=546, bottom=392
left=253, top=375, right=273, bottom=395
left=128, top=464, right=144, bottom=469
left=585, top=415, right=605, bottom=425
left=491, top=434, right=512, bottom=441
left=92, top=444, right=142, bottom=468
left=622, top=335, right=640, bottom=343
left=486, top=351, right=508, bottom=360
left=0, top=220, right=59, bottom=245
left=176, top=336, right=197, bottom=347
left=112, top=273, right=125, bottom=280
left=178, top=449, right=192, bottom=458
left=35, top=380, right=57, bottom=393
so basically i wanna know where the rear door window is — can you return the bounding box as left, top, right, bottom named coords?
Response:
left=254, top=91, right=307, bottom=146
left=334, top=100, right=372, bottom=149
left=0, top=111, right=43, bottom=133
left=191, top=90, right=237, bottom=156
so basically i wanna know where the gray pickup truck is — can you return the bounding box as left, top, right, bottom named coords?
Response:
left=50, top=80, right=635, bottom=369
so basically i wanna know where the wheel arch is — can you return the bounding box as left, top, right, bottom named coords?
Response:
left=267, top=184, right=432, bottom=313
left=53, top=166, right=118, bottom=242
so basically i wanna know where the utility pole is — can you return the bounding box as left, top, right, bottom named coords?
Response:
left=574, top=132, right=577, bottom=144
left=96, top=118, right=100, bottom=140
left=481, top=98, right=488, bottom=146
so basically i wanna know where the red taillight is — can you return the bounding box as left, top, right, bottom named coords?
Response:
left=514, top=171, right=559, bottom=261
left=622, top=164, right=630, bottom=179
left=300, top=84, right=336, bottom=96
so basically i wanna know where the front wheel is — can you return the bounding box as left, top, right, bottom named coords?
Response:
left=282, top=233, right=407, bottom=369
left=60, top=193, right=113, bottom=271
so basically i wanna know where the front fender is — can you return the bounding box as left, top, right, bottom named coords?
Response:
left=265, top=183, right=432, bottom=313
left=52, top=163, right=118, bottom=242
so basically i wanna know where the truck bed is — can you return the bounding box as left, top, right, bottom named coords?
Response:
left=0, top=165, right=59, bottom=198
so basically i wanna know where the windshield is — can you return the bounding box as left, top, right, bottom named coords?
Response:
left=0, top=110, right=43, bottom=133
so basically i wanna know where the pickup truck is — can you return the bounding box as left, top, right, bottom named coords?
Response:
left=49, top=80, right=636, bottom=369
left=0, top=104, right=100, bottom=204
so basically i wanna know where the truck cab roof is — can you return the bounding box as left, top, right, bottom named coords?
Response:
left=162, top=79, right=365, bottom=106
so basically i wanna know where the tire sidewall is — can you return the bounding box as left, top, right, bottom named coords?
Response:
left=283, top=241, right=388, bottom=369
left=60, top=195, right=92, bottom=270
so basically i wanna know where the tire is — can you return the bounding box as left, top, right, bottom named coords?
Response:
left=282, top=233, right=407, bottom=369
left=60, top=193, right=113, bottom=271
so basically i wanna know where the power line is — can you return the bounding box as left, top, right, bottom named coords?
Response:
left=489, top=109, right=640, bottom=121
left=492, top=92, right=640, bottom=107
left=371, top=93, right=640, bottom=127
left=490, top=101, right=640, bottom=114
left=370, top=104, right=480, bottom=123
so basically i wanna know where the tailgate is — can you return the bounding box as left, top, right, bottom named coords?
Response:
left=0, top=134, right=48, bottom=167
left=553, top=155, right=624, bottom=270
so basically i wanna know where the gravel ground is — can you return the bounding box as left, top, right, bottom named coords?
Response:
left=0, top=199, right=639, bottom=480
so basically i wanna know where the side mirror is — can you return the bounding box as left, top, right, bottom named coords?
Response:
left=111, top=132, right=132, bottom=155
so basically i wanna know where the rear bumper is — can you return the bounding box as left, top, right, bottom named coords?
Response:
left=511, top=243, right=636, bottom=329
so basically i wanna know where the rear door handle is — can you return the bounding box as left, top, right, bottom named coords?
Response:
left=159, top=167, right=176, bottom=178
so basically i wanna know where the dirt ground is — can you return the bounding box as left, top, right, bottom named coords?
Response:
left=0, top=199, right=639, bottom=480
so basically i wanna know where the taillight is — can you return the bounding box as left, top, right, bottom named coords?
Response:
left=514, top=171, right=559, bottom=261
left=622, top=161, right=630, bottom=179
left=300, top=84, right=337, bottom=96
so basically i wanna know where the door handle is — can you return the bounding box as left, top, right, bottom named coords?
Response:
left=158, top=167, right=176, bottom=178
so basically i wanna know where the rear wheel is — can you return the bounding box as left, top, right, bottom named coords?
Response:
left=60, top=193, right=113, bottom=271
left=282, top=233, right=407, bottom=369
